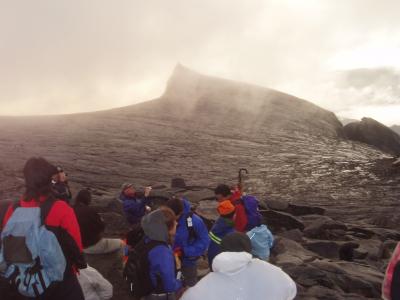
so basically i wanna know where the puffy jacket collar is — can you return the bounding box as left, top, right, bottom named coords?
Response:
left=212, top=252, right=252, bottom=275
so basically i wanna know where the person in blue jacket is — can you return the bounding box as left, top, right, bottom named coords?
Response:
left=166, top=197, right=210, bottom=287
left=208, top=200, right=236, bottom=269
left=141, top=207, right=183, bottom=300
left=119, top=183, right=152, bottom=226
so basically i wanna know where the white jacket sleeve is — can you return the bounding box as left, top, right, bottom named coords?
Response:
left=285, top=273, right=297, bottom=300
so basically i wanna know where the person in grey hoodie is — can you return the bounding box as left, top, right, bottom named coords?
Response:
left=141, top=207, right=184, bottom=300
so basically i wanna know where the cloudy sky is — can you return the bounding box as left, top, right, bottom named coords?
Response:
left=1, top=0, right=400, bottom=125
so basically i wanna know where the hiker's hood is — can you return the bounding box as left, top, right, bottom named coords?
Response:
left=212, top=252, right=252, bottom=275
left=182, top=197, right=191, bottom=215
left=141, top=210, right=169, bottom=243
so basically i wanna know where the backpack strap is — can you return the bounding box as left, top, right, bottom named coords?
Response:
left=39, top=196, right=56, bottom=226
left=12, top=200, right=21, bottom=210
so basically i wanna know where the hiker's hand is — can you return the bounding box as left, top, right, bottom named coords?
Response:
left=144, top=186, right=152, bottom=197
left=174, top=247, right=183, bottom=258
left=175, top=254, right=182, bottom=270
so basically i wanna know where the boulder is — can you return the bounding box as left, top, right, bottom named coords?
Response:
left=265, top=199, right=289, bottom=211
left=378, top=239, right=398, bottom=259
left=303, top=241, right=360, bottom=261
left=195, top=200, right=219, bottom=222
left=304, top=218, right=347, bottom=239
left=305, top=241, right=341, bottom=259
left=263, top=200, right=325, bottom=216
left=171, top=178, right=187, bottom=188
left=343, top=117, right=400, bottom=156
left=369, top=214, right=400, bottom=231
left=182, top=188, right=215, bottom=203
left=286, top=204, right=326, bottom=216
left=105, top=199, right=123, bottom=214
left=297, top=285, right=362, bottom=300
left=353, top=248, right=369, bottom=260
left=260, top=210, right=305, bottom=231
left=271, top=237, right=317, bottom=268
left=300, top=215, right=333, bottom=227
left=311, top=260, right=384, bottom=298
left=346, top=227, right=375, bottom=239
left=279, top=229, right=304, bottom=243
left=285, top=260, right=384, bottom=299
left=100, top=212, right=130, bottom=237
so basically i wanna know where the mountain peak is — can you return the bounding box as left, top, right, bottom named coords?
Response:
left=157, top=64, right=343, bottom=137
left=163, top=64, right=210, bottom=100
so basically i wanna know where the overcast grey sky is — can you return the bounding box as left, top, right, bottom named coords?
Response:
left=1, top=0, right=400, bottom=125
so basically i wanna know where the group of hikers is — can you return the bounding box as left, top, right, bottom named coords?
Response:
left=0, top=157, right=399, bottom=300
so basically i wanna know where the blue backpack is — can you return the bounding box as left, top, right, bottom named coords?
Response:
left=241, top=195, right=262, bottom=231
left=247, top=224, right=274, bottom=260
left=0, top=200, right=66, bottom=298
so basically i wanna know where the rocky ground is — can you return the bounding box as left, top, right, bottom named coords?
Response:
left=1, top=66, right=399, bottom=299
left=87, top=178, right=400, bottom=300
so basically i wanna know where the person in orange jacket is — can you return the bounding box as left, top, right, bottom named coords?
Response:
left=214, top=184, right=247, bottom=232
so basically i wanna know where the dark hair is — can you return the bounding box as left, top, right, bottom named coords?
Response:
left=214, top=184, right=231, bottom=197
left=159, top=206, right=177, bottom=231
left=165, top=198, right=184, bottom=217
left=75, top=189, right=92, bottom=206
left=220, top=232, right=252, bottom=254
left=23, top=157, right=58, bottom=201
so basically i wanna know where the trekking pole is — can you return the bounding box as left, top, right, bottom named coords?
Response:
left=238, top=168, right=249, bottom=193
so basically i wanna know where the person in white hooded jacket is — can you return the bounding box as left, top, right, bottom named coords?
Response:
left=77, top=265, right=113, bottom=300
left=181, top=232, right=296, bottom=300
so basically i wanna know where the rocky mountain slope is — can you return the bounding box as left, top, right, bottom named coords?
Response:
left=0, top=65, right=399, bottom=299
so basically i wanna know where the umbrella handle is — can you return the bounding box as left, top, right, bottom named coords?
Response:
left=238, top=168, right=249, bottom=192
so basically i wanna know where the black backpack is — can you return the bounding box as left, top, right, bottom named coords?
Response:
left=123, top=239, right=166, bottom=299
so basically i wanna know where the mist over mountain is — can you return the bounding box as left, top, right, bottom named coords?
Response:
left=0, top=65, right=399, bottom=300
left=115, top=64, right=344, bottom=138
left=391, top=124, right=400, bottom=135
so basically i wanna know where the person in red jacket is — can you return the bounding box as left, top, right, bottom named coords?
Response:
left=1, top=157, right=86, bottom=300
left=214, top=184, right=248, bottom=232
left=383, top=242, right=400, bottom=300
